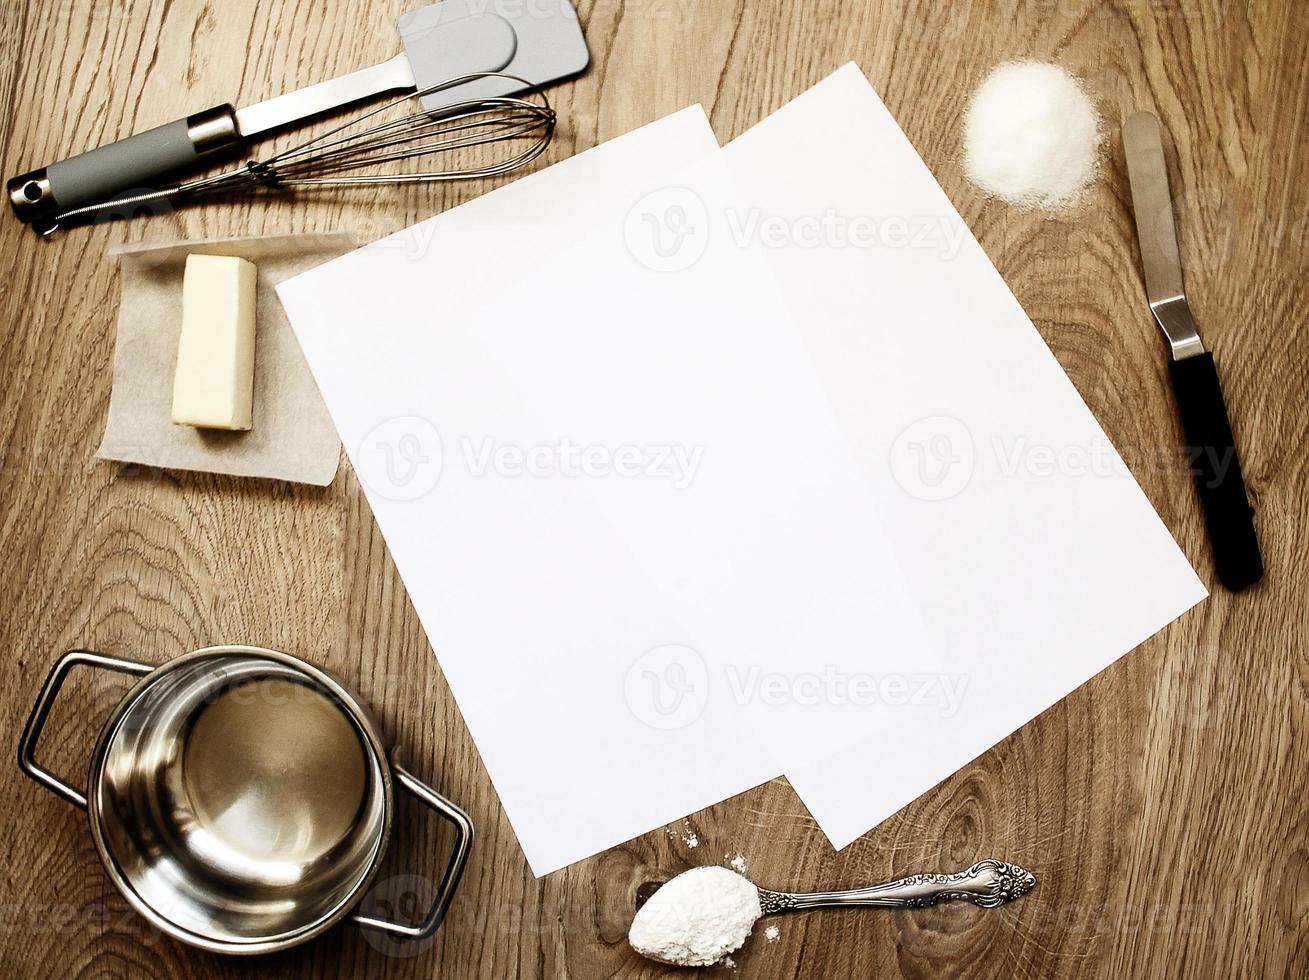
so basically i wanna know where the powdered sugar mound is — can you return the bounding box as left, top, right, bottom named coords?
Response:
left=628, top=867, right=763, bottom=967
left=963, top=61, right=1101, bottom=212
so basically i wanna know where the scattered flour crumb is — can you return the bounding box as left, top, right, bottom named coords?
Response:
left=764, top=924, right=780, bottom=943
left=665, top=818, right=699, bottom=848
left=628, top=867, right=763, bottom=967
left=727, top=853, right=747, bottom=873
left=722, top=956, right=737, bottom=970
left=680, top=816, right=701, bottom=847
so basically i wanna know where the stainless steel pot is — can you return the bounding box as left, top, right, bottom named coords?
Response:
left=17, top=646, right=472, bottom=955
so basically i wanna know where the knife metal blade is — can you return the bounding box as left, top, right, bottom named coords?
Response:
left=1122, top=110, right=1205, bottom=360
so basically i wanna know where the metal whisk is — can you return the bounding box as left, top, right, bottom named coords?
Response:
left=38, top=72, right=556, bottom=235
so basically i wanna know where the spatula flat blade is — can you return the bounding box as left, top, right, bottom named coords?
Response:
left=1123, top=110, right=1187, bottom=306
left=404, top=0, right=589, bottom=114
left=233, top=0, right=587, bottom=138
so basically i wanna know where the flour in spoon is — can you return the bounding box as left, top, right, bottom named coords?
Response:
left=628, top=867, right=762, bottom=967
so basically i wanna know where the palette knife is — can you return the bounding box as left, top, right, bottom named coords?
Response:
left=1122, top=110, right=1263, bottom=591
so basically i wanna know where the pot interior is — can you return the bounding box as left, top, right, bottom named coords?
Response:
left=90, top=653, right=390, bottom=949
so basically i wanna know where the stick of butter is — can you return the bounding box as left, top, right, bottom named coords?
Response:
left=171, top=253, right=258, bottom=430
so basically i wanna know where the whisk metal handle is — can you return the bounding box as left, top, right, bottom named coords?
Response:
left=7, top=104, right=243, bottom=227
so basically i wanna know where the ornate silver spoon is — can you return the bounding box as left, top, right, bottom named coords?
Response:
left=630, top=860, right=1036, bottom=967
left=635, top=858, right=1037, bottom=913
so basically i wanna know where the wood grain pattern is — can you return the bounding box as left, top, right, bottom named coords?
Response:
left=1, top=0, right=1306, bottom=977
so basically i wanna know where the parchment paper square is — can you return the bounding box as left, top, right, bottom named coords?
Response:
left=97, top=234, right=351, bottom=486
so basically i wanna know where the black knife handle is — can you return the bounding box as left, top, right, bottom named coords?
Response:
left=1168, top=352, right=1263, bottom=590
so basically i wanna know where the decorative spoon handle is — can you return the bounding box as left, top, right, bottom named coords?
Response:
left=757, top=859, right=1036, bottom=913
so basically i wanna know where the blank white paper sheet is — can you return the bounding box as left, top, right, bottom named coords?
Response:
left=719, top=64, right=1207, bottom=847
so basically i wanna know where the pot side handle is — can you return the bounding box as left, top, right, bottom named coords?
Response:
left=17, top=650, right=154, bottom=809
left=350, top=762, right=474, bottom=941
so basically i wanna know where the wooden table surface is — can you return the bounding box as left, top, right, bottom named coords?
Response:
left=1, top=1, right=1305, bottom=977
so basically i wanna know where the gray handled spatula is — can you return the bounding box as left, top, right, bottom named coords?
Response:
left=7, top=0, right=587, bottom=228
left=1122, top=110, right=1263, bottom=591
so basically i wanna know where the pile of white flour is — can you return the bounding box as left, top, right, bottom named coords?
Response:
left=963, top=61, right=1101, bottom=211
left=628, top=867, right=763, bottom=967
